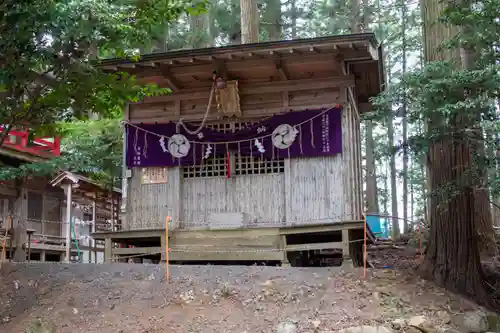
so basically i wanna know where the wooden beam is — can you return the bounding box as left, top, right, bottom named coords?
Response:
left=154, top=63, right=181, bottom=92
left=130, top=103, right=343, bottom=123
left=282, top=91, right=289, bottom=109
left=0, top=185, right=16, bottom=197
left=136, top=75, right=355, bottom=104
left=333, top=54, right=347, bottom=76
left=113, top=246, right=161, bottom=256
left=91, top=229, right=164, bottom=240
left=279, top=221, right=365, bottom=235
left=168, top=249, right=284, bottom=261
left=274, top=56, right=289, bottom=80
left=358, top=102, right=372, bottom=114
left=367, top=43, right=379, bottom=60
left=118, top=63, right=136, bottom=69
left=286, top=241, right=344, bottom=251
left=0, top=147, right=47, bottom=163
left=115, top=51, right=372, bottom=79
left=348, top=87, right=360, bottom=118
left=214, top=59, right=228, bottom=80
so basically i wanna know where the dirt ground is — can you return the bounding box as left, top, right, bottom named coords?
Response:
left=0, top=262, right=482, bottom=333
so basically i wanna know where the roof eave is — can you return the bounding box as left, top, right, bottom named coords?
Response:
left=99, top=33, right=380, bottom=67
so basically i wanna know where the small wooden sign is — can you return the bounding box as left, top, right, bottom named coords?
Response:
left=141, top=167, right=168, bottom=184
left=216, top=80, right=241, bottom=118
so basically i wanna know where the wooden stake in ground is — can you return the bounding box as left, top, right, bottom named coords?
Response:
left=165, top=216, right=172, bottom=281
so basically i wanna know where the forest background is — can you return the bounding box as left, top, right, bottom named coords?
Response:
left=0, top=0, right=429, bottom=232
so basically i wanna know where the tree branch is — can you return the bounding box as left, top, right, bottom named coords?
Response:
left=0, top=117, right=17, bottom=148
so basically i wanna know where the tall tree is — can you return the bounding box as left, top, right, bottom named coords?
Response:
left=386, top=50, right=400, bottom=237
left=212, top=0, right=242, bottom=45
left=352, top=0, right=379, bottom=219
left=240, top=0, right=260, bottom=43
left=189, top=11, right=213, bottom=48
left=401, top=0, right=409, bottom=233
left=290, top=0, right=298, bottom=38
left=373, top=0, right=500, bottom=306
left=0, top=0, right=195, bottom=147
left=262, top=0, right=282, bottom=41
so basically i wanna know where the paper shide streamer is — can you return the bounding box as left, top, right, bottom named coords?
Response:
left=126, top=106, right=340, bottom=167
left=254, top=139, right=265, bottom=153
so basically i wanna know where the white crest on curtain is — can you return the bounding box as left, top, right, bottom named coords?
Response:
left=167, top=134, right=191, bottom=158
left=159, top=136, right=167, bottom=152
left=272, top=124, right=298, bottom=149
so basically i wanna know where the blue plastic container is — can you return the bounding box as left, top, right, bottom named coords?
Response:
left=366, top=215, right=390, bottom=239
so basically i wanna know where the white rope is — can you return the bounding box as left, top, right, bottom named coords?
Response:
left=111, top=241, right=362, bottom=261
left=125, top=105, right=340, bottom=145
left=176, top=82, right=216, bottom=135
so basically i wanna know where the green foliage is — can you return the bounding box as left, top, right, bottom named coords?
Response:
left=371, top=0, right=500, bottom=205
left=0, top=118, right=123, bottom=187
left=0, top=0, right=197, bottom=184
left=0, top=0, right=192, bottom=142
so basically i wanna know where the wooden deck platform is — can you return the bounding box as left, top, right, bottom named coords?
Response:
left=1, top=232, right=104, bottom=262
left=93, top=220, right=374, bottom=267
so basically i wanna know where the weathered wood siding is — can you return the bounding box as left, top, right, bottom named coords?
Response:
left=123, top=78, right=364, bottom=230
left=127, top=167, right=181, bottom=229
left=44, top=194, right=62, bottom=236
left=341, top=101, right=363, bottom=220
left=123, top=105, right=364, bottom=230
left=285, top=156, right=344, bottom=225
left=181, top=174, right=285, bottom=228
left=129, top=87, right=344, bottom=123
left=1, top=177, right=64, bottom=237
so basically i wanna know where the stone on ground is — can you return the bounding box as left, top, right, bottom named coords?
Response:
left=335, top=325, right=395, bottom=333
left=452, top=311, right=488, bottom=333
left=277, top=321, right=297, bottom=333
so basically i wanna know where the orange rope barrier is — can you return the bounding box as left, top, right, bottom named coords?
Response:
left=418, top=219, right=423, bottom=262
left=165, top=216, right=171, bottom=281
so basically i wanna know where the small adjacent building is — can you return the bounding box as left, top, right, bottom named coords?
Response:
left=0, top=128, right=117, bottom=263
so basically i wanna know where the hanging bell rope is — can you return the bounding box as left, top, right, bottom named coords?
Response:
left=176, top=72, right=218, bottom=135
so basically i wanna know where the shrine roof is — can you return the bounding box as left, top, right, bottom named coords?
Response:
left=100, top=33, right=385, bottom=112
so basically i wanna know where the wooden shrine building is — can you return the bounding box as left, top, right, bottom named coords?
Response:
left=0, top=128, right=64, bottom=263
left=95, top=33, right=384, bottom=266
left=0, top=128, right=118, bottom=263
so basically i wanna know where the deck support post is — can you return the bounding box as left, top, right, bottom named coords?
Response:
left=341, top=229, right=353, bottom=268
left=104, top=238, right=112, bottom=263
left=91, top=197, right=97, bottom=263
left=280, top=235, right=290, bottom=267
left=63, top=183, right=73, bottom=263
left=12, top=184, right=27, bottom=262
left=160, top=233, right=167, bottom=262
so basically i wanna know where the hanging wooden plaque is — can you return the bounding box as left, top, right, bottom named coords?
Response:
left=141, top=167, right=168, bottom=184
left=215, top=80, right=241, bottom=118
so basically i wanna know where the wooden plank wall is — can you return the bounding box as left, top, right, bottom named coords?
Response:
left=1, top=178, right=64, bottom=237
left=341, top=101, right=363, bottom=220
left=285, top=156, right=344, bottom=224
left=182, top=174, right=285, bottom=228
left=44, top=194, right=62, bottom=236
left=123, top=86, right=364, bottom=230
left=128, top=167, right=181, bottom=229
left=129, top=87, right=344, bottom=123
